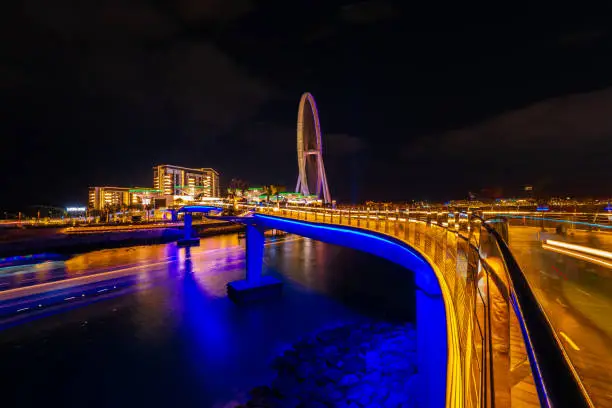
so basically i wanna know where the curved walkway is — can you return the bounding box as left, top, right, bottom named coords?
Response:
left=232, top=211, right=463, bottom=408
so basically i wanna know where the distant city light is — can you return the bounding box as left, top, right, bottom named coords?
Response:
left=66, top=207, right=86, bottom=212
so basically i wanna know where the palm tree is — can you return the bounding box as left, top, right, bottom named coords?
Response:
left=262, top=185, right=272, bottom=204
left=103, top=204, right=110, bottom=223
left=273, top=184, right=287, bottom=205
left=227, top=178, right=239, bottom=198
left=228, top=178, right=249, bottom=201
left=110, top=204, right=121, bottom=223
left=238, top=180, right=249, bottom=201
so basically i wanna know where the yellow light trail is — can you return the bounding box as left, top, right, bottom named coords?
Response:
left=545, top=239, right=612, bottom=261
left=541, top=244, right=612, bottom=269
left=560, top=331, right=581, bottom=351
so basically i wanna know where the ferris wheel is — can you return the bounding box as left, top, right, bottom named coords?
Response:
left=295, top=92, right=332, bottom=203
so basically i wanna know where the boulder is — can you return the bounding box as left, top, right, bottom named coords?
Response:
left=296, top=363, right=315, bottom=380
left=338, top=374, right=360, bottom=387
left=272, top=376, right=300, bottom=397
left=384, top=390, right=408, bottom=407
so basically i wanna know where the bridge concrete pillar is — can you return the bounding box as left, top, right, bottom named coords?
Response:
left=416, top=289, right=447, bottom=408
left=177, top=213, right=199, bottom=247
left=245, top=224, right=264, bottom=283
left=184, top=213, right=192, bottom=238
left=227, top=223, right=282, bottom=303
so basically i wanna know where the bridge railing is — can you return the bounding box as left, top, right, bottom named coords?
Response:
left=253, top=206, right=592, bottom=408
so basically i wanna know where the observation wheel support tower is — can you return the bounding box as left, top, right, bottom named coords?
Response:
left=295, top=92, right=332, bottom=203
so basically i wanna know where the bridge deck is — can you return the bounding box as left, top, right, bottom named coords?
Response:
left=255, top=208, right=543, bottom=407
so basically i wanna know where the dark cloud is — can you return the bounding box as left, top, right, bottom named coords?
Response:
left=2, top=1, right=612, bottom=207
left=175, top=0, right=253, bottom=24
left=340, top=1, right=400, bottom=24
left=76, top=41, right=272, bottom=140
left=218, top=122, right=297, bottom=186
left=1, top=1, right=273, bottom=207
left=558, top=29, right=607, bottom=47
left=405, top=87, right=612, bottom=157
left=18, top=0, right=252, bottom=39
left=326, top=134, right=367, bottom=156
left=3, top=1, right=273, bottom=142
left=399, top=88, right=612, bottom=197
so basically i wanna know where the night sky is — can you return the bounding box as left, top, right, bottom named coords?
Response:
left=2, top=2, right=612, bottom=209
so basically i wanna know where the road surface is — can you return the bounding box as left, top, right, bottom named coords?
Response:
left=509, top=226, right=612, bottom=407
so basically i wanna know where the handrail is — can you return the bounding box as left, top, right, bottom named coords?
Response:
left=480, top=216, right=593, bottom=408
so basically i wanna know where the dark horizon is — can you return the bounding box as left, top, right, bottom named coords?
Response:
left=2, top=2, right=612, bottom=210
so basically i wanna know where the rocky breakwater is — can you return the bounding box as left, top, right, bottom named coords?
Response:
left=240, top=322, right=420, bottom=408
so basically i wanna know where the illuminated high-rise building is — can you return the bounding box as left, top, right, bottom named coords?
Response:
left=153, top=165, right=220, bottom=199
left=88, top=187, right=162, bottom=210
left=88, top=186, right=132, bottom=210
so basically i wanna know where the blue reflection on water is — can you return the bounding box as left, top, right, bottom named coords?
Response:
left=0, top=236, right=416, bottom=407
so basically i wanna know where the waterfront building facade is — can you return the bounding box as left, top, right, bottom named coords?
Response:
left=153, top=165, right=220, bottom=199
left=88, top=186, right=133, bottom=210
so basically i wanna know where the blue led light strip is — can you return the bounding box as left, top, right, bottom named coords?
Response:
left=179, top=206, right=223, bottom=213
left=255, top=214, right=428, bottom=266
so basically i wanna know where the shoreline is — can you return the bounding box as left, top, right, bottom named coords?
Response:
left=0, top=222, right=245, bottom=259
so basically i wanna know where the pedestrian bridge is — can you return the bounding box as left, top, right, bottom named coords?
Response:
left=182, top=205, right=601, bottom=407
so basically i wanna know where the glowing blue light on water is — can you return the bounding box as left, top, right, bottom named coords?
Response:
left=0, top=253, right=68, bottom=267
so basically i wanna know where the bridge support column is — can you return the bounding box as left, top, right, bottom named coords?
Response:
left=227, top=224, right=283, bottom=303
left=417, top=289, right=447, bottom=408
left=177, top=213, right=200, bottom=247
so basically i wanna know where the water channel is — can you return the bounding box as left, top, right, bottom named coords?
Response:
left=0, top=233, right=416, bottom=407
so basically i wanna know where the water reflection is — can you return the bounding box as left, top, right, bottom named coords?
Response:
left=0, top=233, right=417, bottom=407
left=0, top=235, right=244, bottom=291
left=184, top=246, right=193, bottom=274
left=267, top=237, right=416, bottom=322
